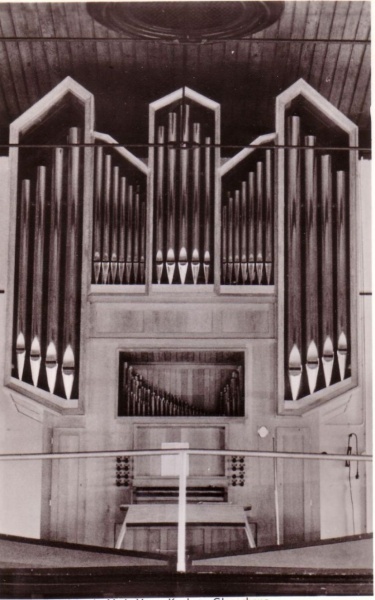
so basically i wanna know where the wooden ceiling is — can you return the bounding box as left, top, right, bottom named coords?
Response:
left=0, top=1, right=371, bottom=151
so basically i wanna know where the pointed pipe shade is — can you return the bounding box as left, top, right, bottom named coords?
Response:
left=336, top=170, right=348, bottom=381
left=178, top=103, right=190, bottom=284
left=304, top=136, right=319, bottom=394
left=16, top=179, right=30, bottom=380
left=191, top=122, right=201, bottom=284
left=45, top=148, right=64, bottom=393
left=255, top=161, right=264, bottom=284
left=110, top=165, right=120, bottom=283
left=203, top=137, right=211, bottom=284
left=125, top=184, right=133, bottom=283
left=93, top=146, right=103, bottom=283
left=166, top=112, right=177, bottom=283
left=155, top=126, right=165, bottom=283
left=264, top=149, right=273, bottom=284
left=320, top=154, right=334, bottom=387
left=240, top=180, right=248, bottom=284
left=102, top=153, right=112, bottom=284
left=30, top=166, right=46, bottom=387
left=247, top=171, right=256, bottom=284
left=286, top=116, right=302, bottom=400
left=118, top=176, right=127, bottom=283
left=233, top=189, right=240, bottom=283
left=62, top=128, right=80, bottom=399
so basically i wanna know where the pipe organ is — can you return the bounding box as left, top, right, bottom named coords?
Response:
left=8, top=77, right=357, bottom=414
left=277, top=81, right=356, bottom=403
left=118, top=352, right=244, bottom=418
left=10, top=79, right=91, bottom=401
left=16, top=131, right=83, bottom=400
left=149, top=89, right=219, bottom=285
left=220, top=141, right=275, bottom=286
left=92, top=137, right=148, bottom=285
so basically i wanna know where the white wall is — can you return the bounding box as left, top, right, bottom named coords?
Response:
left=319, top=159, right=372, bottom=539
left=0, top=157, right=44, bottom=539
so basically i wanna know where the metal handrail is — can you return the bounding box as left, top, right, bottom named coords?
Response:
left=0, top=448, right=371, bottom=461
left=1, top=447, right=371, bottom=572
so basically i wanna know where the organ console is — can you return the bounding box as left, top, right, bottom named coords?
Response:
left=9, top=77, right=356, bottom=408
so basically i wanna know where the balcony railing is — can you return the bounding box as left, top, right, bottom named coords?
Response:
left=0, top=447, right=371, bottom=572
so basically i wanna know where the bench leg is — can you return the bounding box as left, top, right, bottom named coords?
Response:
left=115, top=517, right=127, bottom=549
left=244, top=518, right=256, bottom=548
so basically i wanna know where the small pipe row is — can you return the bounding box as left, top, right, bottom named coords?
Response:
left=222, top=150, right=273, bottom=285
left=92, top=148, right=146, bottom=285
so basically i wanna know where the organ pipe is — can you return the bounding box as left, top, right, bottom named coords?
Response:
left=140, top=201, right=146, bottom=284
left=167, top=112, right=177, bottom=284
left=110, top=165, right=120, bottom=283
left=178, top=104, right=190, bottom=284
left=304, top=136, right=319, bottom=394
left=320, top=155, right=334, bottom=387
left=30, top=166, right=46, bottom=387
left=204, top=137, right=211, bottom=284
left=125, top=185, right=133, bottom=284
left=247, top=171, right=256, bottom=283
left=16, top=179, right=30, bottom=381
left=93, top=146, right=103, bottom=284
left=46, top=148, right=64, bottom=393
left=133, top=186, right=140, bottom=283
left=227, top=194, right=234, bottom=284
left=240, top=181, right=247, bottom=284
left=62, top=127, right=80, bottom=400
left=192, top=122, right=201, bottom=284
left=222, top=204, right=228, bottom=284
left=122, top=365, right=243, bottom=417
left=233, top=189, right=240, bottom=283
left=336, top=171, right=348, bottom=381
left=118, top=177, right=126, bottom=284
left=264, top=149, right=273, bottom=284
left=156, top=126, right=165, bottom=283
left=102, top=153, right=112, bottom=284
left=286, top=116, right=302, bottom=401
left=255, top=161, right=264, bottom=284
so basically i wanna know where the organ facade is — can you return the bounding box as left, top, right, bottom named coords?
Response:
left=1, top=74, right=371, bottom=553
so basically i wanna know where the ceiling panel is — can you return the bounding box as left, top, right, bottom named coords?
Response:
left=0, top=1, right=370, bottom=150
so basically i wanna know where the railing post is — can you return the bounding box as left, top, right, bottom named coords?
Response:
left=177, top=449, right=188, bottom=572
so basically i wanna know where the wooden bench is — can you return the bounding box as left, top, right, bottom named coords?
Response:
left=115, top=503, right=256, bottom=550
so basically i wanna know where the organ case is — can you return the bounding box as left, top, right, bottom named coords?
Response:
left=276, top=79, right=358, bottom=407
left=8, top=77, right=94, bottom=404
left=6, top=76, right=358, bottom=414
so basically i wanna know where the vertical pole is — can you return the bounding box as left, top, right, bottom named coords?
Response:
left=177, top=450, right=188, bottom=572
